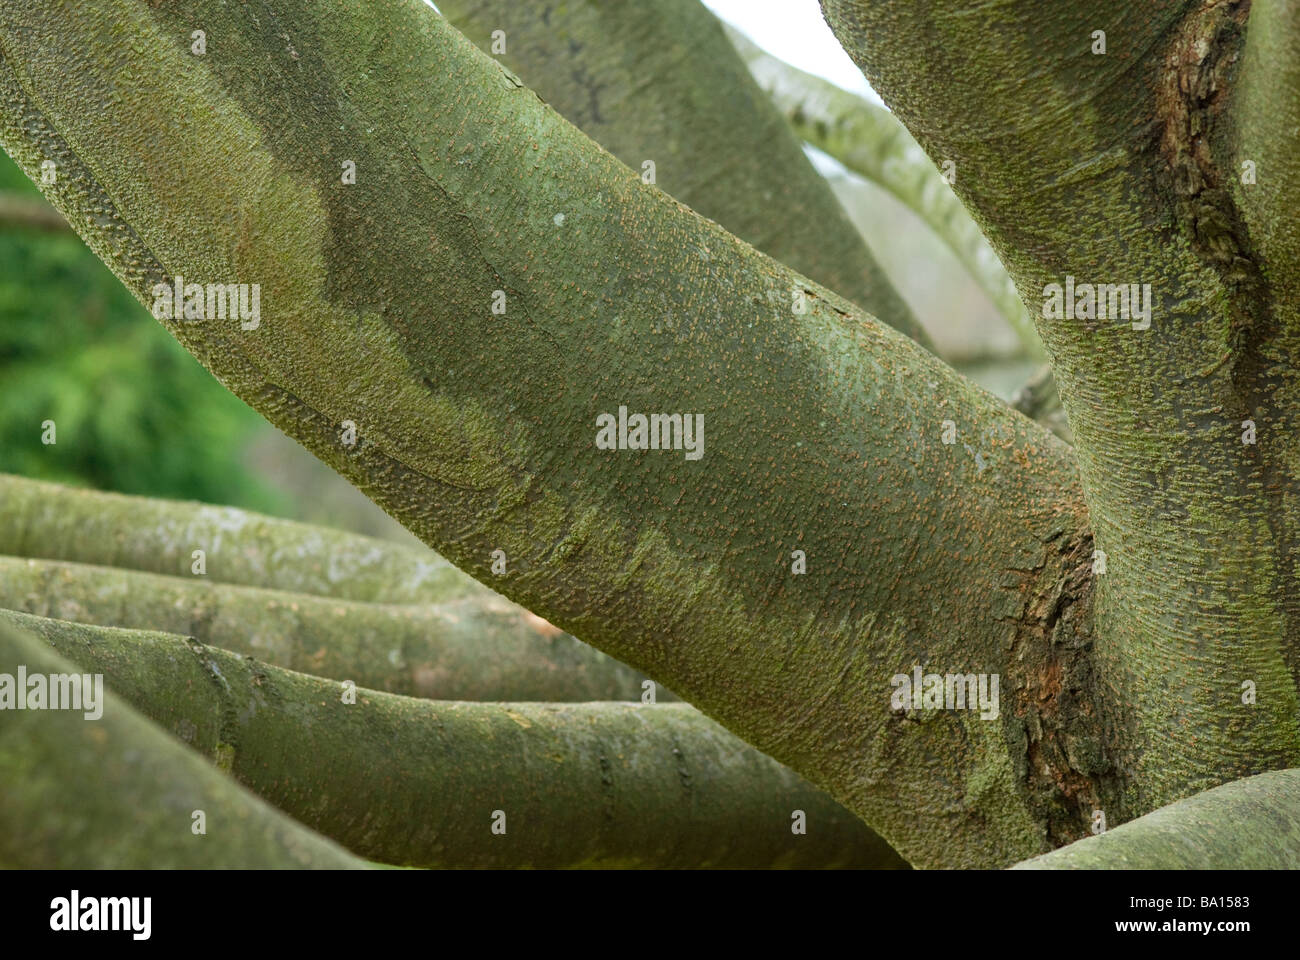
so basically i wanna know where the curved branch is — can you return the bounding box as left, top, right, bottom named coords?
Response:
left=0, top=554, right=664, bottom=701
left=724, top=26, right=1040, bottom=360
left=436, top=0, right=930, bottom=348
left=8, top=610, right=907, bottom=869
left=0, top=0, right=1088, bottom=867
left=1013, top=769, right=1300, bottom=869
left=0, top=618, right=367, bottom=868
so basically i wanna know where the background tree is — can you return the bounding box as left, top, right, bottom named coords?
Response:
left=0, top=0, right=1296, bottom=869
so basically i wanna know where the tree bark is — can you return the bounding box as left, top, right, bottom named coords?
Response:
left=0, top=555, right=666, bottom=701
left=821, top=0, right=1300, bottom=823
left=437, top=0, right=930, bottom=349
left=1013, top=769, right=1300, bottom=869
left=0, top=472, right=477, bottom=604
left=6, top=609, right=906, bottom=869
left=0, top=0, right=1094, bottom=867
left=0, top=618, right=368, bottom=868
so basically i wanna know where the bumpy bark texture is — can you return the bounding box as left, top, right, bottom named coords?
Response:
left=822, top=0, right=1300, bottom=825
left=0, top=0, right=1096, bottom=867
left=438, top=0, right=930, bottom=348
left=0, top=618, right=367, bottom=868
left=1014, top=768, right=1300, bottom=869
left=6, top=610, right=906, bottom=869
left=0, top=555, right=664, bottom=701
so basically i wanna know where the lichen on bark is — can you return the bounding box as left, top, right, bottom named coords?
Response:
left=0, top=0, right=1094, bottom=867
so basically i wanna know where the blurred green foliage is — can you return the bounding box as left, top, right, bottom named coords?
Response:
left=0, top=147, right=281, bottom=511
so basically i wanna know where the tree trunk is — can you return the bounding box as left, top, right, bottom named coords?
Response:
left=822, top=0, right=1300, bottom=823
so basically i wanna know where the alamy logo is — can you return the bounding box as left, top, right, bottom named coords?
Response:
left=890, top=666, right=1000, bottom=720
left=0, top=666, right=103, bottom=719
left=595, top=405, right=704, bottom=460
left=50, top=891, right=151, bottom=940
left=1042, top=275, right=1152, bottom=330
left=151, top=274, right=261, bottom=330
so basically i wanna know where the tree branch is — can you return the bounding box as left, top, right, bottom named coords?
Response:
left=724, top=26, right=1041, bottom=360
left=436, top=0, right=931, bottom=349
left=0, top=617, right=367, bottom=868
left=0, top=0, right=1090, bottom=867
left=0, top=472, right=476, bottom=604
left=8, top=609, right=906, bottom=869
left=1013, top=769, right=1300, bottom=869
left=0, top=554, right=664, bottom=701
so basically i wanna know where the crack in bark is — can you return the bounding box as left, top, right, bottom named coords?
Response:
left=1157, top=0, right=1264, bottom=370
left=1004, top=520, right=1124, bottom=848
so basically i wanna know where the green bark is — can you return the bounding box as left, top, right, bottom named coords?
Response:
left=0, top=472, right=477, bottom=604
left=0, top=554, right=664, bottom=701
left=1235, top=2, right=1300, bottom=352
left=437, top=0, right=930, bottom=348
left=724, top=26, right=1041, bottom=360
left=1013, top=769, right=1300, bottom=869
left=0, top=0, right=1092, bottom=868
left=6, top=609, right=906, bottom=869
left=822, top=0, right=1300, bottom=821
left=0, top=617, right=367, bottom=868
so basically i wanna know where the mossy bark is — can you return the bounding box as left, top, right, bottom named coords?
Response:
left=437, top=0, right=930, bottom=348
left=0, top=0, right=1096, bottom=867
left=822, top=0, right=1300, bottom=823
left=0, top=554, right=667, bottom=701
left=0, top=618, right=367, bottom=868
left=1013, top=769, right=1300, bottom=869
left=6, top=609, right=906, bottom=869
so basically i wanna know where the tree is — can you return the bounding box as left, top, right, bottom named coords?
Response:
left=0, top=0, right=1296, bottom=869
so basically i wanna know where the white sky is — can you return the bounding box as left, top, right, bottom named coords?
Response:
left=701, top=0, right=881, bottom=102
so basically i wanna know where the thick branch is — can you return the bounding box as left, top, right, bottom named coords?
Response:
left=0, top=617, right=367, bottom=868
left=437, top=0, right=930, bottom=348
left=0, top=555, right=664, bottom=701
left=821, top=0, right=1300, bottom=816
left=8, top=610, right=906, bottom=869
left=0, top=0, right=1089, bottom=867
left=1013, top=769, right=1300, bottom=869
